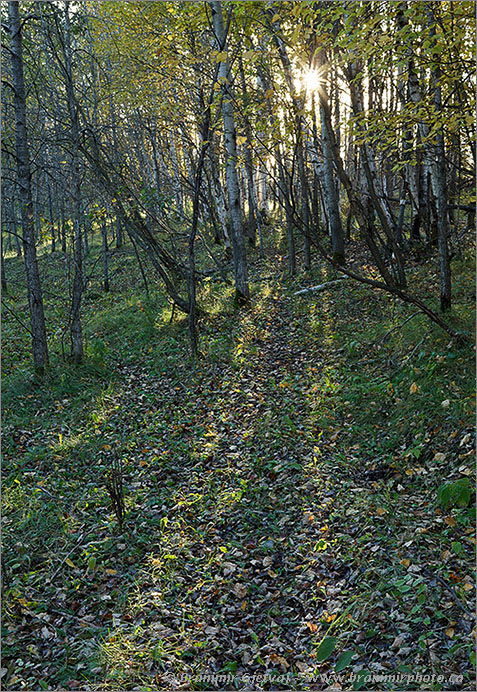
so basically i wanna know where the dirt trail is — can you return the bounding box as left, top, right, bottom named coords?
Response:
left=93, top=288, right=350, bottom=689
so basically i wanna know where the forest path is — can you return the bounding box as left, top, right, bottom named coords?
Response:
left=5, top=272, right=473, bottom=690
left=96, top=281, right=351, bottom=688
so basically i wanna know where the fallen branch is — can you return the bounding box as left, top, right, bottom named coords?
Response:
left=50, top=526, right=87, bottom=581
left=294, top=278, right=348, bottom=295
left=382, top=312, right=421, bottom=341
left=425, top=568, right=475, bottom=620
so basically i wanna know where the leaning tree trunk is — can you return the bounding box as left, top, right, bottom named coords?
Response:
left=8, top=0, right=49, bottom=373
left=209, top=0, right=250, bottom=304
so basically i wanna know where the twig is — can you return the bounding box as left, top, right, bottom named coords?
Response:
left=425, top=568, right=475, bottom=619
left=1, top=300, right=33, bottom=335
left=50, top=526, right=86, bottom=581
left=34, top=485, right=58, bottom=500
left=381, top=312, right=421, bottom=342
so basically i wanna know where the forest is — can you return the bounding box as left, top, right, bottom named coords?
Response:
left=1, top=1, right=475, bottom=690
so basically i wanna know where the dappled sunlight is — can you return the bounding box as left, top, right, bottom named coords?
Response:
left=3, top=0, right=475, bottom=685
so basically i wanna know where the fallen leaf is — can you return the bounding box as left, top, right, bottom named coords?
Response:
left=445, top=628, right=454, bottom=638
left=222, top=562, right=237, bottom=576
left=269, top=653, right=289, bottom=669
left=296, top=661, right=310, bottom=673
left=400, top=559, right=410, bottom=568
left=204, top=626, right=219, bottom=636
left=233, top=583, right=247, bottom=598
left=409, top=382, right=418, bottom=394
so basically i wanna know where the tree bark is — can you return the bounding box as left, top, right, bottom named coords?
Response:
left=8, top=0, right=49, bottom=373
left=315, top=44, right=345, bottom=264
left=427, top=5, right=452, bottom=311
left=63, top=1, right=84, bottom=363
left=209, top=0, right=250, bottom=304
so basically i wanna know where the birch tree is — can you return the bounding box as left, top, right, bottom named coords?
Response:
left=209, top=0, right=250, bottom=304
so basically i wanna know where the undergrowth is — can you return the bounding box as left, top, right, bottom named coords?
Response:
left=1, top=237, right=475, bottom=691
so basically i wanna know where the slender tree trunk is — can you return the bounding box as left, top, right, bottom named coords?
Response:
left=8, top=0, right=49, bottom=373
left=238, top=54, right=263, bottom=252
left=1, top=226, right=7, bottom=293
left=427, top=5, right=452, bottom=311
left=296, top=136, right=311, bottom=269
left=63, top=2, right=83, bottom=363
left=347, top=59, right=407, bottom=287
left=208, top=137, right=231, bottom=253
left=101, top=217, right=109, bottom=292
left=60, top=194, right=67, bottom=252
left=209, top=0, right=249, bottom=304
left=277, top=142, right=296, bottom=276
left=46, top=173, right=56, bottom=252
left=105, top=59, right=123, bottom=247
left=316, top=45, right=345, bottom=264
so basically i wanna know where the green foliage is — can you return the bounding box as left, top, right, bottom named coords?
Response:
left=315, top=636, right=337, bottom=662
left=335, top=650, right=355, bottom=672
left=2, top=232, right=474, bottom=689
left=438, top=478, right=472, bottom=510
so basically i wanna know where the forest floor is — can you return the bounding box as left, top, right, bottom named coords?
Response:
left=2, top=236, right=475, bottom=691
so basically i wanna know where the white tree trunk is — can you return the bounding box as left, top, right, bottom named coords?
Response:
left=209, top=0, right=249, bottom=303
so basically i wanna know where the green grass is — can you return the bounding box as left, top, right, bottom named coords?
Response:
left=1, top=235, right=475, bottom=690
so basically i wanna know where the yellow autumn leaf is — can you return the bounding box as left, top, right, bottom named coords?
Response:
left=463, top=582, right=473, bottom=591
left=105, top=568, right=118, bottom=576
left=445, top=627, right=454, bottom=638
left=409, top=382, right=418, bottom=394
left=65, top=558, right=76, bottom=568
left=376, top=507, right=386, bottom=515
left=265, top=88, right=274, bottom=99
left=215, top=51, right=228, bottom=62
left=400, top=558, right=411, bottom=568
